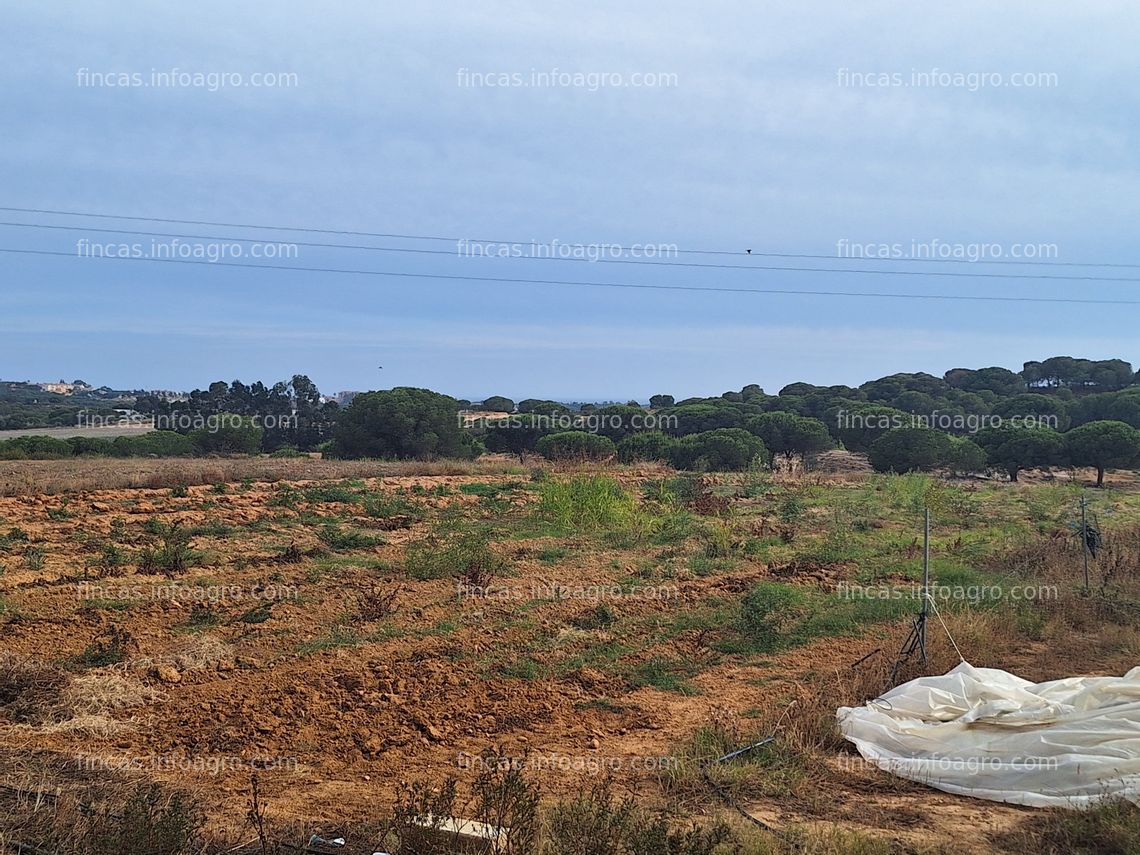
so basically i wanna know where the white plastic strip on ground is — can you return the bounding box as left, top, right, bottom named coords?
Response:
left=837, top=661, right=1140, bottom=808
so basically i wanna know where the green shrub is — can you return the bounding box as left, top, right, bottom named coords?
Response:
left=536, top=431, right=617, bottom=461
left=331, top=387, right=475, bottom=460
left=269, top=446, right=306, bottom=457
left=617, top=430, right=679, bottom=463
left=545, top=778, right=739, bottom=855
left=741, top=582, right=806, bottom=640
left=68, top=435, right=115, bottom=456
left=404, top=528, right=503, bottom=581
left=0, top=435, right=73, bottom=459
left=318, top=526, right=385, bottom=550
left=136, top=522, right=204, bottom=575
left=23, top=546, right=46, bottom=571
left=868, top=427, right=955, bottom=473
left=671, top=429, right=768, bottom=471
left=111, top=431, right=196, bottom=457
left=189, top=415, right=263, bottom=455
left=302, top=482, right=362, bottom=503
left=627, top=656, right=700, bottom=694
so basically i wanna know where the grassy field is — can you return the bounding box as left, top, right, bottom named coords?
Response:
left=1, top=458, right=1138, bottom=853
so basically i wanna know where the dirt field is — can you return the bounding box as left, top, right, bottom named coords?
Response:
left=1, top=459, right=1138, bottom=853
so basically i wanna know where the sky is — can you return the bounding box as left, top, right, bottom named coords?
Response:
left=1, top=1, right=1138, bottom=402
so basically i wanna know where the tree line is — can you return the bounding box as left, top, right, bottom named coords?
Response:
left=5, top=357, right=1140, bottom=484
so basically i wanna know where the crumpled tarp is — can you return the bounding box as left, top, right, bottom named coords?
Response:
left=836, top=661, right=1140, bottom=808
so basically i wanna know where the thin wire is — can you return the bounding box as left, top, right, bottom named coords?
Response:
left=0, top=204, right=1135, bottom=269
left=4, top=247, right=1140, bottom=305
left=924, top=592, right=966, bottom=663
left=3, top=220, right=1139, bottom=283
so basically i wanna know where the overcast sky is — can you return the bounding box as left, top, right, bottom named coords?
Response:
left=2, top=1, right=1137, bottom=401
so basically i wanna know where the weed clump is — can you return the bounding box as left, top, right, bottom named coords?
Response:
left=546, top=777, right=730, bottom=855
left=536, top=476, right=639, bottom=534
left=741, top=582, right=807, bottom=644
left=405, top=527, right=503, bottom=582
left=136, top=521, right=204, bottom=575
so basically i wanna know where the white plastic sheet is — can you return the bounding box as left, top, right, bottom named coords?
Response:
left=837, top=661, right=1140, bottom=808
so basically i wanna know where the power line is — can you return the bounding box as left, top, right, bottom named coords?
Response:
left=3, top=219, right=1139, bottom=283
left=3, top=246, right=1139, bottom=305
left=0, top=204, right=1134, bottom=269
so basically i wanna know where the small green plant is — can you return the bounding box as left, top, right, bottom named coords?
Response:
left=77, top=626, right=131, bottom=667
left=363, top=492, right=426, bottom=527
left=572, top=603, right=616, bottom=630
left=501, top=658, right=543, bottom=680
left=626, top=656, right=700, bottom=694
left=302, top=482, right=362, bottom=504
left=184, top=604, right=220, bottom=630
left=777, top=495, right=803, bottom=524
left=537, top=545, right=568, bottom=563
left=186, top=519, right=234, bottom=537
left=1015, top=604, right=1048, bottom=641
left=23, top=546, right=46, bottom=571
left=699, top=519, right=740, bottom=558
left=268, top=484, right=302, bottom=508
left=0, top=527, right=29, bottom=553
left=47, top=501, right=74, bottom=521
left=742, top=469, right=774, bottom=498
left=741, top=582, right=806, bottom=643
left=297, top=624, right=361, bottom=655
left=137, top=522, right=204, bottom=575
left=688, top=555, right=737, bottom=576
left=239, top=603, right=274, bottom=624
left=318, top=525, right=385, bottom=550
left=170, top=485, right=189, bottom=499
left=405, top=528, right=503, bottom=582
left=109, top=517, right=127, bottom=542
left=92, top=543, right=127, bottom=575
left=647, top=506, right=695, bottom=545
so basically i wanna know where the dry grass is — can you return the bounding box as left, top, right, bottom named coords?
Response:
left=168, top=636, right=235, bottom=673
left=0, top=654, right=163, bottom=737
left=0, top=456, right=531, bottom=496
left=0, top=654, right=68, bottom=724
left=0, top=775, right=209, bottom=855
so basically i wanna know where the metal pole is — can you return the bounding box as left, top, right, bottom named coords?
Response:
left=1080, top=496, right=1090, bottom=593
left=920, top=507, right=930, bottom=662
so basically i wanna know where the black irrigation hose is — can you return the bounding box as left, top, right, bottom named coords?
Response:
left=849, top=648, right=881, bottom=669
left=698, top=736, right=801, bottom=849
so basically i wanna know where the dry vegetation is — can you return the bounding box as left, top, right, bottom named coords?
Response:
left=0, top=455, right=531, bottom=497
left=0, top=461, right=1138, bottom=853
